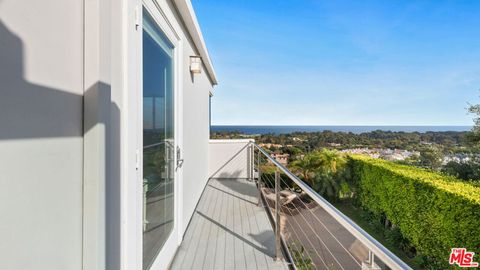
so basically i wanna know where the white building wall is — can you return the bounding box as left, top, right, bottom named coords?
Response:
left=0, top=0, right=216, bottom=269
left=0, top=1, right=84, bottom=269
left=208, top=140, right=254, bottom=179
left=169, top=2, right=215, bottom=236
left=181, top=68, right=212, bottom=232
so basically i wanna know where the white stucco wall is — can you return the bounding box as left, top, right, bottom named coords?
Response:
left=0, top=1, right=84, bottom=269
left=170, top=5, right=215, bottom=236
left=208, top=140, right=254, bottom=179
left=0, top=0, right=216, bottom=269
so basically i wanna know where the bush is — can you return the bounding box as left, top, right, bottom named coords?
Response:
left=349, top=155, right=480, bottom=268
left=290, top=244, right=315, bottom=270
left=442, top=160, right=480, bottom=182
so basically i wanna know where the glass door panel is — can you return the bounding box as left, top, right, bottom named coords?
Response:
left=142, top=11, right=175, bottom=270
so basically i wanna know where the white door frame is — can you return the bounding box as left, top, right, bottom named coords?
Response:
left=137, top=1, right=184, bottom=269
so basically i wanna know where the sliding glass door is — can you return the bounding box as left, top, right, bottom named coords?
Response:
left=142, top=10, right=175, bottom=270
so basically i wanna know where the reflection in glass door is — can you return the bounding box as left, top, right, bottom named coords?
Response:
left=142, top=11, right=175, bottom=270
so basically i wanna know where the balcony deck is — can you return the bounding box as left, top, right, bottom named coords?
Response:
left=170, top=178, right=288, bottom=270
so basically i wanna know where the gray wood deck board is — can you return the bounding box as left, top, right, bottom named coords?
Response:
left=213, top=182, right=227, bottom=270
left=170, top=178, right=288, bottom=270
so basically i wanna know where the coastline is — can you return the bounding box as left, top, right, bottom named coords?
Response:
left=211, top=125, right=472, bottom=135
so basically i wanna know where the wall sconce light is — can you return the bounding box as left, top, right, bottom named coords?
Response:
left=190, top=56, right=202, bottom=74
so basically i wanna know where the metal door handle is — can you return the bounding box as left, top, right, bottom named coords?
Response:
left=176, top=146, right=184, bottom=168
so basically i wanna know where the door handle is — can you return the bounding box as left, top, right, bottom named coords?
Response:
left=176, top=146, right=184, bottom=168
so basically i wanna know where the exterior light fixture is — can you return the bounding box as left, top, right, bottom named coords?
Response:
left=190, top=56, right=202, bottom=74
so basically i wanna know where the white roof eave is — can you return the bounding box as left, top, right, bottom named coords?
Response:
left=174, top=0, right=218, bottom=86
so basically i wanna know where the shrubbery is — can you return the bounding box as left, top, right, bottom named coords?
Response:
left=349, top=155, right=480, bottom=268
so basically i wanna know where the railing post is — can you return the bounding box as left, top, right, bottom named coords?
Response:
left=247, top=144, right=250, bottom=180
left=362, top=250, right=380, bottom=270
left=251, top=143, right=254, bottom=180
left=275, top=170, right=281, bottom=261
left=257, top=148, right=262, bottom=206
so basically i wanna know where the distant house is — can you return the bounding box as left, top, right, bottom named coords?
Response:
left=268, top=153, right=290, bottom=166
left=341, top=148, right=419, bottom=161
left=259, top=143, right=283, bottom=149
left=328, top=143, right=342, bottom=147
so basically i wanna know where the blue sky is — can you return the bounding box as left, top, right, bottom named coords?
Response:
left=192, top=0, right=480, bottom=126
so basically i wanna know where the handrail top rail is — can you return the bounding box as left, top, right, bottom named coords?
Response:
left=251, top=142, right=412, bottom=270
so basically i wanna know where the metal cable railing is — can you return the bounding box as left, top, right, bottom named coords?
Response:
left=249, top=142, right=412, bottom=270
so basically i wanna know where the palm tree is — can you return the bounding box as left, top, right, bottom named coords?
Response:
left=318, top=149, right=345, bottom=173
left=290, top=152, right=322, bottom=186
left=313, top=172, right=341, bottom=201
left=313, top=149, right=347, bottom=201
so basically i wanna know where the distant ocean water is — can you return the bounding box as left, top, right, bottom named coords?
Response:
left=211, top=125, right=472, bottom=135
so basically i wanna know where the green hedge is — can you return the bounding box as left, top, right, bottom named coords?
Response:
left=349, top=155, right=480, bottom=267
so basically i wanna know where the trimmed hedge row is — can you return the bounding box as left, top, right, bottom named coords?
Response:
left=349, top=155, right=480, bottom=267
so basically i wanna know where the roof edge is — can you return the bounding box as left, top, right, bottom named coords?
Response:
left=174, top=0, right=218, bottom=85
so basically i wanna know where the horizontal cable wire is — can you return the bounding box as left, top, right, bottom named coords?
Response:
left=264, top=173, right=335, bottom=269
left=277, top=174, right=362, bottom=268
left=264, top=175, right=328, bottom=269
left=261, top=173, right=319, bottom=268
left=256, top=147, right=363, bottom=269
left=252, top=143, right=411, bottom=270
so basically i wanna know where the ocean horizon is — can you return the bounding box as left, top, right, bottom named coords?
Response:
left=211, top=125, right=472, bottom=135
